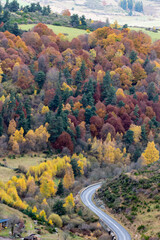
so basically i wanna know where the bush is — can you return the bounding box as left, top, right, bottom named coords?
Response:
left=137, top=225, right=146, bottom=232
left=17, top=165, right=27, bottom=174
left=49, top=213, right=63, bottom=227
left=53, top=200, right=66, bottom=216
left=61, top=215, right=70, bottom=225
left=98, top=233, right=111, bottom=240
left=69, top=216, right=84, bottom=227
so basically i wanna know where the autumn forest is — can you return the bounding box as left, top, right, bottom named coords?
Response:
left=0, top=9, right=160, bottom=239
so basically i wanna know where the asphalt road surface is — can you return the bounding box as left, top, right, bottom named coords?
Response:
left=80, top=183, right=131, bottom=240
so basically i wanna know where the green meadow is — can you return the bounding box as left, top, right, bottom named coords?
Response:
left=130, top=27, right=160, bottom=42
left=19, top=24, right=87, bottom=41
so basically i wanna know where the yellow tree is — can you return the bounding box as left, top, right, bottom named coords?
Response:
left=41, top=106, right=49, bottom=115
left=40, top=177, right=56, bottom=198
left=116, top=88, right=126, bottom=98
left=13, top=127, right=25, bottom=143
left=16, top=177, right=27, bottom=195
left=97, top=70, right=105, bottom=83
left=32, top=206, right=37, bottom=214
left=63, top=193, right=75, bottom=213
left=142, top=141, right=159, bottom=165
left=8, top=119, right=17, bottom=135
left=130, top=124, right=141, bottom=143
left=61, top=82, right=72, bottom=91
left=103, top=144, right=115, bottom=163
left=63, top=163, right=74, bottom=189
left=0, top=95, right=5, bottom=103
left=25, top=130, right=36, bottom=150
left=39, top=210, right=47, bottom=221
left=35, top=125, right=50, bottom=145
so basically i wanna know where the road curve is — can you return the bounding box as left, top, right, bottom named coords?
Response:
left=80, top=183, right=131, bottom=240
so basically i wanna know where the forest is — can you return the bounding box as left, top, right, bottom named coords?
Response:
left=0, top=21, right=160, bottom=239
left=0, top=23, right=159, bottom=159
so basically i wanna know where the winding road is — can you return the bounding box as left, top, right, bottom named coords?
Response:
left=80, top=183, right=131, bottom=240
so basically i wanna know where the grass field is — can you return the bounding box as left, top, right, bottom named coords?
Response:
left=0, top=166, right=16, bottom=182
left=0, top=154, right=48, bottom=170
left=19, top=24, right=87, bottom=41
left=0, top=154, right=51, bottom=182
left=130, top=27, right=160, bottom=42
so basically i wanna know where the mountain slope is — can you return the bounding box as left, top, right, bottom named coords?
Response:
left=98, top=161, right=160, bottom=239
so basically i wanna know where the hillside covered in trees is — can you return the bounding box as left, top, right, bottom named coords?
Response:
left=0, top=23, right=159, bottom=159
left=0, top=22, right=160, bottom=239
left=98, top=160, right=160, bottom=239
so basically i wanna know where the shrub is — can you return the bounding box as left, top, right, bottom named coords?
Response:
left=61, top=215, right=70, bottom=225
left=137, top=225, right=145, bottom=232
left=98, top=233, right=111, bottom=240
left=49, top=213, right=63, bottom=227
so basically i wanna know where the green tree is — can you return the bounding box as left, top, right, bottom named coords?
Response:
left=71, top=158, right=81, bottom=177
left=81, top=94, right=88, bottom=108
left=75, top=70, right=82, bottom=86
left=85, top=107, right=96, bottom=124
left=57, top=180, right=64, bottom=196
left=129, top=50, right=137, bottom=64
left=80, top=61, right=86, bottom=80
left=2, top=10, right=10, bottom=23
left=70, top=14, right=79, bottom=27
left=147, top=82, right=156, bottom=101
left=63, top=67, right=71, bottom=79
left=42, top=6, right=50, bottom=15
left=102, top=72, right=116, bottom=105
left=141, top=124, right=147, bottom=143
left=124, top=130, right=134, bottom=144
left=134, top=104, right=139, bottom=123
left=76, top=126, right=81, bottom=139
left=49, top=94, right=60, bottom=111
left=8, top=0, right=19, bottom=12
left=135, top=1, right=143, bottom=12
left=48, top=115, right=63, bottom=143
left=53, top=200, right=66, bottom=216
left=35, top=71, right=46, bottom=89
left=133, top=147, right=141, bottom=162
left=12, top=23, right=20, bottom=36
left=36, top=2, right=42, bottom=12
left=16, top=102, right=26, bottom=133
left=80, top=15, right=87, bottom=28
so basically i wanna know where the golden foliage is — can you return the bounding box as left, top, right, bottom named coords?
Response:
left=49, top=213, right=63, bottom=227
left=130, top=124, right=141, bottom=143
left=63, top=163, right=74, bottom=189
left=63, top=193, right=75, bottom=213
left=116, top=88, right=126, bottom=98
left=8, top=119, right=16, bottom=135
left=41, top=106, right=49, bottom=114
left=142, top=141, right=159, bottom=165
left=91, top=134, right=130, bottom=164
